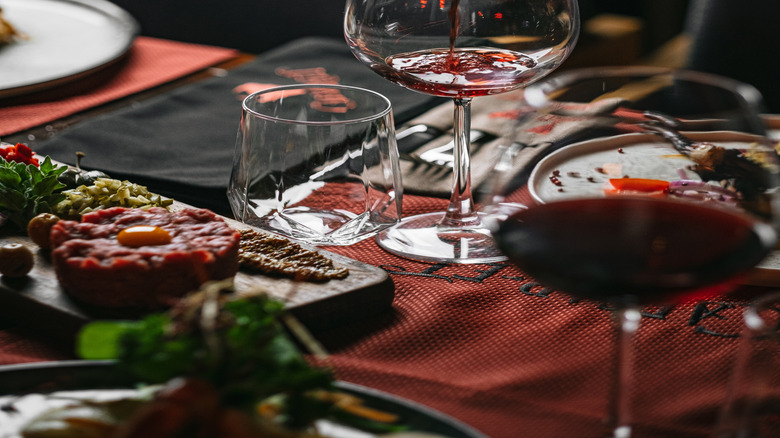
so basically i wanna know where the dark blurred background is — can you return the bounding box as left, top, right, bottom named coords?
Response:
left=104, top=0, right=780, bottom=112
left=104, top=0, right=689, bottom=57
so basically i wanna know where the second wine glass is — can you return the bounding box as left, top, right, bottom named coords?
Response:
left=344, top=0, right=580, bottom=263
left=488, top=67, right=780, bottom=437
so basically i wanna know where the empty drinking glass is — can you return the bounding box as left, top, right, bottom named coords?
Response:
left=227, top=84, right=402, bottom=245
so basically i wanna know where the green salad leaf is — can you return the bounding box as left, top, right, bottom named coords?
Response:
left=0, top=156, right=67, bottom=229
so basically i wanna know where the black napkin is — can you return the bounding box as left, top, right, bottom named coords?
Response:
left=36, top=37, right=445, bottom=216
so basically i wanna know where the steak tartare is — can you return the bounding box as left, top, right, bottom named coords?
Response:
left=50, top=207, right=240, bottom=310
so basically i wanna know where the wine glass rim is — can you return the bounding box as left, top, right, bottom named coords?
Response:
left=241, top=83, right=393, bottom=125
left=524, top=66, right=765, bottom=110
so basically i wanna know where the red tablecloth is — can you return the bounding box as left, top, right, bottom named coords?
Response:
left=0, top=192, right=773, bottom=438
left=0, top=37, right=238, bottom=137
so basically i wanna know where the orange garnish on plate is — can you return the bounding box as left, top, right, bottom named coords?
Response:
left=605, top=178, right=670, bottom=197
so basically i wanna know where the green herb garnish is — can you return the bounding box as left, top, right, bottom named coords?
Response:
left=0, top=156, right=67, bottom=229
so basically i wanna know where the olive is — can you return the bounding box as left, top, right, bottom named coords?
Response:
left=76, top=170, right=109, bottom=186
left=0, top=243, right=34, bottom=277
left=57, top=168, right=110, bottom=189
left=56, top=152, right=110, bottom=189
left=57, top=168, right=82, bottom=188
left=27, top=213, right=60, bottom=249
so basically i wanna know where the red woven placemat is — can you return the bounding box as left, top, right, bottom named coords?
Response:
left=0, top=193, right=775, bottom=437
left=316, top=194, right=771, bottom=438
left=0, top=37, right=238, bottom=137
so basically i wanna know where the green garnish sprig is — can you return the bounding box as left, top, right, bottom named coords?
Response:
left=77, top=281, right=338, bottom=429
left=0, top=156, right=67, bottom=229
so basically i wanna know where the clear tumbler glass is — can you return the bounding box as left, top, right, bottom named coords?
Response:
left=227, top=84, right=402, bottom=246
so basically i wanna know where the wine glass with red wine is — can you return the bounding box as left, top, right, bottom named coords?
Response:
left=487, top=67, right=780, bottom=437
left=344, top=0, right=579, bottom=263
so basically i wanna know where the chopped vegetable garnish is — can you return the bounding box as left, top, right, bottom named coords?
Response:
left=52, top=177, right=173, bottom=218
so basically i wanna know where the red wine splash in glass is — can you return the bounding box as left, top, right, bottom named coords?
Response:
left=383, top=48, right=539, bottom=98
left=378, top=0, right=540, bottom=98
left=448, top=0, right=460, bottom=56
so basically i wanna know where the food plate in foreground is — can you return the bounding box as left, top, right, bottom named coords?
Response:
left=0, top=148, right=393, bottom=342
left=0, top=361, right=487, bottom=438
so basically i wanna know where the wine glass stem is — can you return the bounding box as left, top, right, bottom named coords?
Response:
left=440, top=97, right=481, bottom=229
left=610, top=304, right=641, bottom=438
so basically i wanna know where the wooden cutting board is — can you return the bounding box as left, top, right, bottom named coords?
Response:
left=0, top=204, right=394, bottom=347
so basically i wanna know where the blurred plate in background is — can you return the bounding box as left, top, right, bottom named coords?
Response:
left=763, top=114, right=780, bottom=140
left=0, top=0, right=138, bottom=98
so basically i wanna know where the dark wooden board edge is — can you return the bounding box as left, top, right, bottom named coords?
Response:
left=0, top=207, right=394, bottom=350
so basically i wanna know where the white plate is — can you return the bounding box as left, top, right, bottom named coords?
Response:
left=528, top=131, right=763, bottom=204
left=527, top=131, right=780, bottom=287
left=0, top=0, right=138, bottom=98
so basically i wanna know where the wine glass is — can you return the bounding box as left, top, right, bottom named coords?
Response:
left=716, top=290, right=780, bottom=438
left=486, top=67, right=780, bottom=437
left=344, top=0, right=580, bottom=263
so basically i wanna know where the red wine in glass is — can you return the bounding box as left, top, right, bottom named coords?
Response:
left=369, top=0, right=570, bottom=99
left=380, top=48, right=543, bottom=98
left=493, top=197, right=778, bottom=305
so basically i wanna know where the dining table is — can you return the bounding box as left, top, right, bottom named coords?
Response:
left=1, top=33, right=779, bottom=438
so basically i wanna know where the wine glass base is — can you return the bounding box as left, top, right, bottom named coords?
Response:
left=376, top=212, right=507, bottom=264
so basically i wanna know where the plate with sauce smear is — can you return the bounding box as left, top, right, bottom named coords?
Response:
left=527, top=131, right=780, bottom=288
